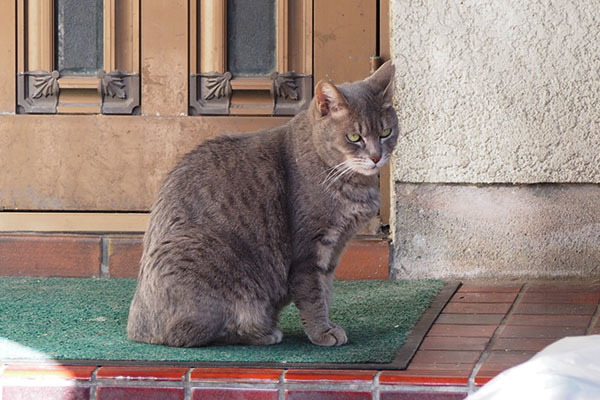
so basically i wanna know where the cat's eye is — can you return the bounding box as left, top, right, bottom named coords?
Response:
left=380, top=128, right=392, bottom=138
left=346, top=133, right=362, bottom=143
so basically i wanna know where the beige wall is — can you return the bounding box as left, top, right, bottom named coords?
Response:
left=0, top=115, right=287, bottom=210
left=390, top=0, right=600, bottom=184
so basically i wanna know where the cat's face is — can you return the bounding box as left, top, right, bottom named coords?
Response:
left=311, top=62, right=398, bottom=178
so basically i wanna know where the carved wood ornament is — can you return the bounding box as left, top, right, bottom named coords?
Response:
left=97, top=70, right=140, bottom=114
left=189, top=0, right=313, bottom=116
left=17, top=70, right=140, bottom=114
left=190, top=71, right=312, bottom=116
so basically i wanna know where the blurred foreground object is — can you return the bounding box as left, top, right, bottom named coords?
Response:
left=468, top=335, right=600, bottom=400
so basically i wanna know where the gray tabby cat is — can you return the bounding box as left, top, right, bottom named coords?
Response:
left=127, top=62, right=397, bottom=347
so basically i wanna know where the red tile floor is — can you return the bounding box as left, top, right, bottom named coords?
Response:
left=1, top=280, right=599, bottom=400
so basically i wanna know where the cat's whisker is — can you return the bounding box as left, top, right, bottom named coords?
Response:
left=343, top=157, right=387, bottom=177
left=318, top=161, right=346, bottom=177
left=321, top=161, right=351, bottom=186
left=322, top=165, right=348, bottom=186
left=321, top=168, right=341, bottom=186
left=325, top=164, right=356, bottom=188
left=320, top=161, right=349, bottom=185
left=353, top=156, right=388, bottom=169
left=348, top=158, right=370, bottom=170
left=322, top=167, right=350, bottom=187
left=321, top=154, right=388, bottom=186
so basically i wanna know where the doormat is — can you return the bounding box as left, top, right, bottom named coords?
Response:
left=0, top=277, right=458, bottom=369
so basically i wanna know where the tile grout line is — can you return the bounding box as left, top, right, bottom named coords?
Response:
left=372, top=370, right=382, bottom=400
left=100, top=237, right=110, bottom=278
left=279, top=369, right=287, bottom=400
left=586, top=303, right=600, bottom=335
left=90, top=366, right=101, bottom=400
left=184, top=368, right=192, bottom=400
left=378, top=383, right=469, bottom=394
left=467, top=283, right=526, bottom=394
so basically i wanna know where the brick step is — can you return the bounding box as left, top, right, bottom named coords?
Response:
left=0, top=234, right=389, bottom=280
left=0, top=364, right=469, bottom=400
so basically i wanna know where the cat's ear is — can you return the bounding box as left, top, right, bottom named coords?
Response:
left=314, top=80, right=348, bottom=118
left=380, top=79, right=394, bottom=106
left=365, top=61, right=395, bottom=104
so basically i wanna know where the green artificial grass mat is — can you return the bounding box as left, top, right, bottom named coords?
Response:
left=0, top=277, right=450, bottom=368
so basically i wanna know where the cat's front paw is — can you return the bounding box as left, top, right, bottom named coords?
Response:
left=308, top=324, right=347, bottom=346
left=246, top=328, right=284, bottom=346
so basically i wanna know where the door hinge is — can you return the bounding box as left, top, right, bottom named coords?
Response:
left=370, top=56, right=383, bottom=74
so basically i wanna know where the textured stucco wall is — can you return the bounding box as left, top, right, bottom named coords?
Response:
left=390, top=0, right=600, bottom=183
left=389, top=1, right=600, bottom=278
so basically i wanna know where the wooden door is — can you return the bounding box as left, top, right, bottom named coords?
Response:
left=0, top=0, right=389, bottom=232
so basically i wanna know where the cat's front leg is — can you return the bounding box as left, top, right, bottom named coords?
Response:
left=291, top=271, right=347, bottom=346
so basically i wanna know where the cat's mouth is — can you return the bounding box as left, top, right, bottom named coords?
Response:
left=321, top=157, right=387, bottom=187
left=348, top=156, right=388, bottom=176
left=355, top=165, right=380, bottom=176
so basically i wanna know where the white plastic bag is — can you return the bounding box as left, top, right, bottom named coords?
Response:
left=467, top=335, right=600, bottom=400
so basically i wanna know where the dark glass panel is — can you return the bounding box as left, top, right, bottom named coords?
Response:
left=56, top=0, right=103, bottom=75
left=227, top=0, right=276, bottom=76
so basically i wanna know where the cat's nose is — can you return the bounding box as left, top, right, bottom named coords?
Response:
left=371, top=155, right=381, bottom=164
